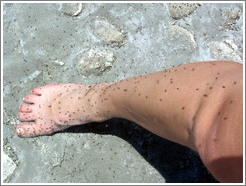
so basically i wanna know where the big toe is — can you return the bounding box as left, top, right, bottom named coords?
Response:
left=31, top=85, right=47, bottom=95
left=16, top=122, right=54, bottom=138
left=31, top=84, right=59, bottom=95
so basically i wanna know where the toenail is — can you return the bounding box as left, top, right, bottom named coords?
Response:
left=16, top=127, right=25, bottom=136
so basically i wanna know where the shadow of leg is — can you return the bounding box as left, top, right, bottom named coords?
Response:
left=62, top=118, right=219, bottom=183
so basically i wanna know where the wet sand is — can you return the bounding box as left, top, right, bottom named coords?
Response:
left=2, top=2, right=243, bottom=183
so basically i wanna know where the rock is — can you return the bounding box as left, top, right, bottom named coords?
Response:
left=209, top=40, right=242, bottom=63
left=168, top=3, right=202, bottom=19
left=167, top=25, right=197, bottom=51
left=94, top=17, right=126, bottom=47
left=3, top=152, right=17, bottom=182
left=76, top=48, right=115, bottom=76
left=222, top=8, right=242, bottom=30
left=223, top=40, right=238, bottom=51
left=60, top=3, right=83, bottom=17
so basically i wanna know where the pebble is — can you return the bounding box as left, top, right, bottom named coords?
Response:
left=54, top=59, right=65, bottom=66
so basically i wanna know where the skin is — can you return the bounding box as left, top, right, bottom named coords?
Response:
left=16, top=61, right=243, bottom=183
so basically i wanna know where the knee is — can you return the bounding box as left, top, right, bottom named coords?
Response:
left=204, top=155, right=243, bottom=183
left=195, top=134, right=243, bottom=183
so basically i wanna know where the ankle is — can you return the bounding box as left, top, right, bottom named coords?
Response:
left=92, top=83, right=117, bottom=122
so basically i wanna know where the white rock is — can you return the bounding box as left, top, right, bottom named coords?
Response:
left=94, top=17, right=126, bottom=47
left=167, top=25, right=197, bottom=51
left=76, top=48, right=115, bottom=76
left=168, top=3, right=202, bottom=19
left=3, top=152, right=17, bottom=182
left=209, top=41, right=242, bottom=63
left=60, top=3, right=83, bottom=17
left=222, top=8, right=242, bottom=30
left=224, top=40, right=238, bottom=51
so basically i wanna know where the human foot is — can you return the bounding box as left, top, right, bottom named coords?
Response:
left=17, top=83, right=111, bottom=137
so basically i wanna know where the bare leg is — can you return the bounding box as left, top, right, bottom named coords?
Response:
left=17, top=61, right=243, bottom=182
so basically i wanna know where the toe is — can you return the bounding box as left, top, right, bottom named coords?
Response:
left=23, top=94, right=40, bottom=104
left=31, top=84, right=60, bottom=95
left=19, top=104, right=32, bottom=113
left=16, top=122, right=54, bottom=138
left=31, top=86, right=45, bottom=95
left=19, top=112, right=35, bottom=121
